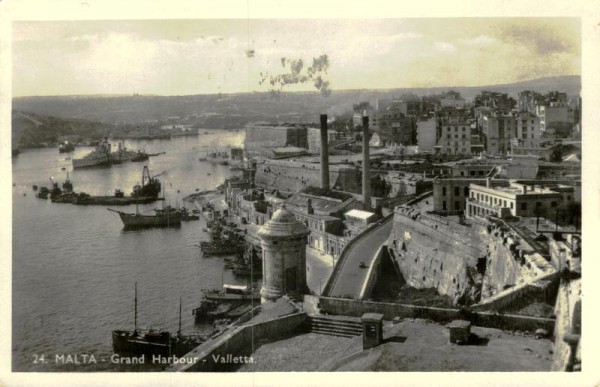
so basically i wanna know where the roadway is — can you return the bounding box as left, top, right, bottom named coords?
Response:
left=327, top=219, right=394, bottom=299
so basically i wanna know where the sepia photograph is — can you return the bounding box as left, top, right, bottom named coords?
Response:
left=2, top=1, right=598, bottom=385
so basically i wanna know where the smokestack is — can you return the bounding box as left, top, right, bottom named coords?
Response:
left=362, top=115, right=371, bottom=209
left=320, top=114, right=330, bottom=190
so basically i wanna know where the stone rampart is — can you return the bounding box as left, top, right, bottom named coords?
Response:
left=318, top=297, right=555, bottom=332
left=169, top=312, right=307, bottom=372
left=255, top=160, right=359, bottom=193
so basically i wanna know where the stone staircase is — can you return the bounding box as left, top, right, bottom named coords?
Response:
left=308, top=315, right=363, bottom=338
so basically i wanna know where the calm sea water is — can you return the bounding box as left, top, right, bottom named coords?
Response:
left=12, top=131, right=247, bottom=371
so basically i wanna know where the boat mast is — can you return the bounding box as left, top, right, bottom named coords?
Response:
left=134, top=282, right=138, bottom=333
left=178, top=297, right=182, bottom=337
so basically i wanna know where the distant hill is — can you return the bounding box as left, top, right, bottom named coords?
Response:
left=11, top=110, right=112, bottom=149
left=12, top=75, right=580, bottom=129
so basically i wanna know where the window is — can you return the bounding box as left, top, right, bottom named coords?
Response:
left=460, top=171, right=464, bottom=176
left=443, top=187, right=447, bottom=196
left=510, top=202, right=514, bottom=209
left=443, top=201, right=447, bottom=210
left=455, top=201, right=459, bottom=209
left=504, top=200, right=507, bottom=207
left=464, top=187, right=469, bottom=196
left=521, top=202, right=527, bottom=211
left=454, top=187, right=459, bottom=196
left=551, top=201, right=558, bottom=208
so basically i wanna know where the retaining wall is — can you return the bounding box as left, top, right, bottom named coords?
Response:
left=169, top=312, right=307, bottom=372
left=319, top=296, right=555, bottom=333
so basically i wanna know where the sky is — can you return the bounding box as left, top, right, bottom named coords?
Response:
left=12, top=18, right=581, bottom=97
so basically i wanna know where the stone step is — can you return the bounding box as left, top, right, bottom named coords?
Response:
left=309, top=315, right=362, bottom=325
left=310, top=326, right=361, bottom=338
left=308, top=315, right=363, bottom=337
left=309, top=320, right=363, bottom=331
left=310, top=318, right=362, bottom=327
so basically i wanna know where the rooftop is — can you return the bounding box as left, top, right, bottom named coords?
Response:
left=345, top=209, right=376, bottom=220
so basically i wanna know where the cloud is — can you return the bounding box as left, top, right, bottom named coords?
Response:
left=462, top=34, right=496, bottom=46
left=499, top=24, right=573, bottom=55
left=387, top=32, right=423, bottom=42
left=434, top=42, right=456, bottom=52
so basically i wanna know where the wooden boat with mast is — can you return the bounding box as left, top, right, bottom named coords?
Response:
left=108, top=205, right=182, bottom=229
left=108, top=176, right=182, bottom=229
left=112, top=283, right=206, bottom=357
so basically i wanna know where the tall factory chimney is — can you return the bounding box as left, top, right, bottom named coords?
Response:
left=362, top=115, right=371, bottom=209
left=320, top=114, right=330, bottom=190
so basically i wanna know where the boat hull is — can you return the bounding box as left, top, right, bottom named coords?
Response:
left=116, top=212, right=182, bottom=229
left=75, top=196, right=161, bottom=205
left=112, top=330, right=203, bottom=358
left=72, top=156, right=111, bottom=168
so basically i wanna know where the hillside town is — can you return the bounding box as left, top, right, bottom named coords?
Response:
left=10, top=16, right=586, bottom=380
left=162, top=86, right=581, bottom=372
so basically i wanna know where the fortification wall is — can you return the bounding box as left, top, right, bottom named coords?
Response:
left=481, top=222, right=556, bottom=300
left=551, top=278, right=581, bottom=371
left=387, top=208, right=487, bottom=304
left=255, top=160, right=359, bottom=193
left=387, top=207, right=557, bottom=308
left=169, top=312, right=307, bottom=372
left=318, top=297, right=555, bottom=332
left=245, top=126, right=307, bottom=153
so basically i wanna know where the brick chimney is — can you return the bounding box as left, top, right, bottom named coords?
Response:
left=362, top=115, right=371, bottom=209
left=320, top=114, right=330, bottom=190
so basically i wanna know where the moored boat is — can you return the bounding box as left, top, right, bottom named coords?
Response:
left=51, top=166, right=164, bottom=205
left=113, top=284, right=206, bottom=358
left=192, top=284, right=260, bottom=323
left=58, top=141, right=75, bottom=153
left=72, top=138, right=112, bottom=168
left=131, top=150, right=150, bottom=162
left=108, top=207, right=182, bottom=229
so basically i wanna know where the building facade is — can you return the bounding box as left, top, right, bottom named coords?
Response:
left=465, top=181, right=574, bottom=219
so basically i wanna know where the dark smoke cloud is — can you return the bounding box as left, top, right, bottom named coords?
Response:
left=259, top=54, right=331, bottom=97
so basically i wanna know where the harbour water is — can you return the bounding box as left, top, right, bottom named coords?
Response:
left=11, top=131, right=247, bottom=371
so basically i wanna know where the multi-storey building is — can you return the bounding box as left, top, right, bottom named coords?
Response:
left=538, top=102, right=575, bottom=133
left=465, top=180, right=575, bottom=219
left=510, top=111, right=542, bottom=155
left=480, top=111, right=517, bottom=156
left=416, top=116, right=437, bottom=153
left=377, top=100, right=414, bottom=146
left=473, top=91, right=516, bottom=111
left=439, top=91, right=465, bottom=109
left=433, top=178, right=508, bottom=214
left=352, top=101, right=378, bottom=130
left=433, top=113, right=480, bottom=155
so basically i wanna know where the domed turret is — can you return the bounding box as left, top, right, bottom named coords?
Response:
left=258, top=206, right=309, bottom=239
left=258, top=205, right=310, bottom=303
